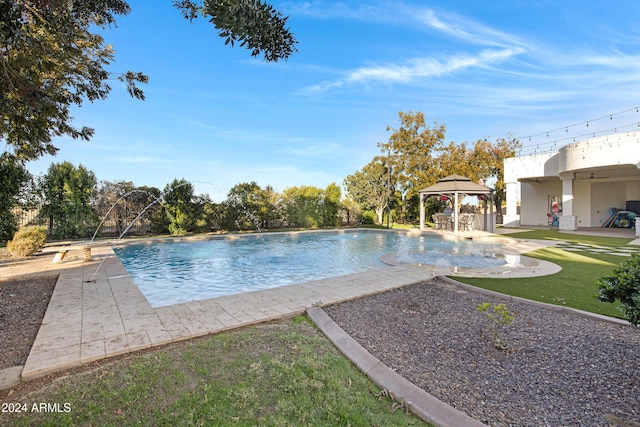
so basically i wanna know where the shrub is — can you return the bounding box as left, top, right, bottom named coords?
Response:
left=477, top=302, right=514, bottom=349
left=360, top=210, right=376, bottom=225
left=596, top=253, right=640, bottom=325
left=7, top=226, right=48, bottom=257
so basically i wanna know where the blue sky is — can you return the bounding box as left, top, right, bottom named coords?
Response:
left=26, top=1, right=640, bottom=201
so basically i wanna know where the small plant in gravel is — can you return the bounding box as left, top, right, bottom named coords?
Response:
left=477, top=302, right=514, bottom=350
left=596, top=253, right=640, bottom=325
left=7, top=226, right=47, bottom=257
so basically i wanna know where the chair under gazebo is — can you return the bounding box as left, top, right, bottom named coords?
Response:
left=418, top=174, right=494, bottom=232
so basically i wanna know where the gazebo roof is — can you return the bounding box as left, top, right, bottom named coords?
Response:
left=418, top=174, right=492, bottom=195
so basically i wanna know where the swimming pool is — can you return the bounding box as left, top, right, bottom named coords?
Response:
left=113, top=230, right=508, bottom=307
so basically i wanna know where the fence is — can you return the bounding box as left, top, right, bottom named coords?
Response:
left=12, top=207, right=153, bottom=237
left=12, top=208, right=41, bottom=228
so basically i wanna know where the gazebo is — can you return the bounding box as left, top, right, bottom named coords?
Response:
left=418, top=174, right=494, bottom=232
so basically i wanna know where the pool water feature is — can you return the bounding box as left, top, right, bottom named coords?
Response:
left=113, top=230, right=509, bottom=307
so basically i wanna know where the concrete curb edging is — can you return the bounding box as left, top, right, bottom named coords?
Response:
left=306, top=307, right=487, bottom=427
left=0, top=366, right=23, bottom=391
left=436, top=276, right=632, bottom=327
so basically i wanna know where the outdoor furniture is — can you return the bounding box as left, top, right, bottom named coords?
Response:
left=458, top=214, right=474, bottom=231
left=433, top=213, right=452, bottom=231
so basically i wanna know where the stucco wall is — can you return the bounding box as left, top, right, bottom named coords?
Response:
left=520, top=181, right=561, bottom=226
left=559, top=132, right=640, bottom=174
left=573, top=179, right=591, bottom=227
left=627, top=181, right=640, bottom=201
left=592, top=182, right=628, bottom=226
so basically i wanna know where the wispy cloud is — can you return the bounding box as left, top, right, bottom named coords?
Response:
left=285, top=1, right=403, bottom=23
left=303, top=48, right=524, bottom=93
left=297, top=3, right=529, bottom=93
left=417, top=9, right=529, bottom=49
left=109, top=155, right=171, bottom=164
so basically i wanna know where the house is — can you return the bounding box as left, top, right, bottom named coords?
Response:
left=503, top=132, right=640, bottom=230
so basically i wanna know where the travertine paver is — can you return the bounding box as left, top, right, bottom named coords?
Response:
left=19, top=231, right=562, bottom=381
left=20, top=245, right=437, bottom=380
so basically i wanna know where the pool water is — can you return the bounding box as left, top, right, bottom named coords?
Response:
left=113, top=230, right=506, bottom=307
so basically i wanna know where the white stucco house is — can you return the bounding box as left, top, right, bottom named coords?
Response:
left=503, top=132, right=640, bottom=230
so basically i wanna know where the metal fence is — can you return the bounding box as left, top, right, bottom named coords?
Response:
left=12, top=207, right=153, bottom=237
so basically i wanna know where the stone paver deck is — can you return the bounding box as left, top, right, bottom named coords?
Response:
left=21, top=245, right=440, bottom=380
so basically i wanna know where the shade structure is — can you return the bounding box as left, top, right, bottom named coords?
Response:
left=418, top=174, right=494, bottom=232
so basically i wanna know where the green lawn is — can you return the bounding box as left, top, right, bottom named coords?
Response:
left=451, top=229, right=637, bottom=318
left=2, top=317, right=423, bottom=427
left=497, top=228, right=635, bottom=247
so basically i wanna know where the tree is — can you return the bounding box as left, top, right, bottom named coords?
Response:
left=378, top=112, right=446, bottom=201
left=376, top=111, right=520, bottom=223
left=1, top=0, right=148, bottom=161
left=174, top=0, right=297, bottom=62
left=226, top=181, right=273, bottom=231
left=282, top=186, right=324, bottom=228
left=1, top=0, right=297, bottom=162
left=0, top=155, right=32, bottom=242
left=340, top=196, right=360, bottom=226
left=38, top=161, right=98, bottom=238
left=192, top=193, right=218, bottom=233
left=323, top=182, right=342, bottom=227
left=344, top=158, right=392, bottom=225
left=94, top=181, right=164, bottom=237
left=163, top=178, right=195, bottom=235
left=470, top=136, right=521, bottom=223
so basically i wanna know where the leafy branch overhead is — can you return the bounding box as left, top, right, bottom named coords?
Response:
left=1, top=0, right=297, bottom=163
left=174, top=0, right=298, bottom=62
left=0, top=0, right=142, bottom=161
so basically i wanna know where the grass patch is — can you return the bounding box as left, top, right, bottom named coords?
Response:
left=3, top=317, right=423, bottom=426
left=499, top=228, right=635, bottom=247
left=452, top=231, right=637, bottom=318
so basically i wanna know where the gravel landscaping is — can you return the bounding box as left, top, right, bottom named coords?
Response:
left=0, top=276, right=56, bottom=370
left=325, top=278, right=640, bottom=426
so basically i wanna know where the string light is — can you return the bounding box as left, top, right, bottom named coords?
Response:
left=520, top=106, right=640, bottom=156
left=522, top=106, right=637, bottom=141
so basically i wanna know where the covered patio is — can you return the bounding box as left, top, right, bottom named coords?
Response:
left=418, top=174, right=494, bottom=232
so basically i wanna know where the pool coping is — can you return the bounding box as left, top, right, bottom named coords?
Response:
left=17, top=245, right=441, bottom=381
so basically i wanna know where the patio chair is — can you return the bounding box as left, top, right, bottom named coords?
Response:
left=432, top=214, right=449, bottom=230
left=459, top=214, right=474, bottom=231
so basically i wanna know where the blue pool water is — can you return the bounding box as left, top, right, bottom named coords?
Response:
left=113, top=230, right=507, bottom=307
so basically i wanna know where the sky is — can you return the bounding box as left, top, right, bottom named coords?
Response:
left=25, top=0, right=640, bottom=202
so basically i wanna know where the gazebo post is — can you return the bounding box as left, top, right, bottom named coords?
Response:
left=453, top=191, right=459, bottom=233
left=419, top=194, right=426, bottom=230
left=490, top=189, right=495, bottom=233
left=483, top=197, right=487, bottom=231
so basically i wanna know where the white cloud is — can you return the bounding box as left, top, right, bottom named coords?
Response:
left=418, top=9, right=529, bottom=49
left=303, top=48, right=524, bottom=93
